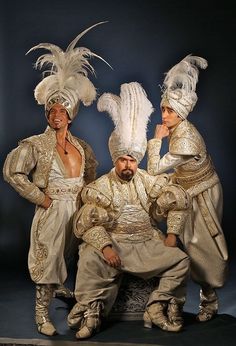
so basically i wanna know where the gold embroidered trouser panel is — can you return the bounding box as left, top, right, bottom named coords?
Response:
left=28, top=196, right=78, bottom=284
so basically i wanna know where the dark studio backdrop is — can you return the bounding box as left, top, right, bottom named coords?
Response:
left=0, top=0, right=235, bottom=275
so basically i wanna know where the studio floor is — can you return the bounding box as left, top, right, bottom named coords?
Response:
left=0, top=259, right=236, bottom=346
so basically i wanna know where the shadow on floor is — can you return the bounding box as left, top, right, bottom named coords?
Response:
left=0, top=259, right=236, bottom=345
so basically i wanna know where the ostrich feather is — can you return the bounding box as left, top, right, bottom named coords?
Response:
left=163, top=54, right=208, bottom=94
left=97, top=93, right=121, bottom=127
left=98, top=82, right=154, bottom=150
left=26, top=22, right=112, bottom=106
left=119, top=82, right=154, bottom=148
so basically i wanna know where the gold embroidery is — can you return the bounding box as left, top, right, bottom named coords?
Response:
left=31, top=209, right=49, bottom=282
left=170, top=120, right=206, bottom=156
left=174, top=156, right=215, bottom=189
left=82, top=226, right=112, bottom=251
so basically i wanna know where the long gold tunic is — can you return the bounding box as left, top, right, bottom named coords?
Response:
left=147, top=119, right=228, bottom=287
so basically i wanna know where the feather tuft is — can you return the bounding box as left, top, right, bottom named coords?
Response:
left=98, top=82, right=154, bottom=159
left=163, top=54, right=208, bottom=94
left=26, top=22, right=112, bottom=108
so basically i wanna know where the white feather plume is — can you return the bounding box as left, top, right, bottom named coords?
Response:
left=163, top=54, right=208, bottom=94
left=26, top=22, right=112, bottom=107
left=119, top=82, right=154, bottom=149
left=98, top=82, right=154, bottom=149
left=97, top=93, right=121, bottom=127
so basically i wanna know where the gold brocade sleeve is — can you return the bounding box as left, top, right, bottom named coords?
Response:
left=73, top=203, right=112, bottom=250
left=147, top=138, right=162, bottom=175
left=147, top=138, right=191, bottom=175
left=3, top=142, right=45, bottom=205
left=153, top=184, right=192, bottom=236
left=73, top=184, right=113, bottom=250
left=148, top=173, right=170, bottom=201
left=82, top=226, right=112, bottom=251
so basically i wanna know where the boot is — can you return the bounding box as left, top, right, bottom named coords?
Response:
left=144, top=302, right=182, bottom=332
left=35, top=284, right=57, bottom=336
left=196, top=286, right=218, bottom=322
left=53, top=284, right=75, bottom=299
left=67, top=303, right=87, bottom=330
left=75, top=301, right=103, bottom=339
left=53, top=284, right=75, bottom=308
left=167, top=300, right=184, bottom=330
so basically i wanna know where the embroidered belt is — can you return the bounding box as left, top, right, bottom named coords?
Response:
left=174, top=157, right=215, bottom=189
left=44, top=185, right=82, bottom=200
left=112, top=231, right=153, bottom=243
left=45, top=186, right=81, bottom=194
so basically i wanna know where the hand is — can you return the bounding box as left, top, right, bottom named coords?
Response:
left=164, top=234, right=177, bottom=247
left=102, top=246, right=121, bottom=268
left=40, top=194, right=52, bottom=209
left=154, top=124, right=169, bottom=139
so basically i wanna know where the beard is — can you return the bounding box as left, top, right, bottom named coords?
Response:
left=119, top=169, right=134, bottom=181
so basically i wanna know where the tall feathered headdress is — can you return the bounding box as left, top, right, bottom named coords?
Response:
left=97, top=82, right=154, bottom=163
left=26, top=21, right=112, bottom=120
left=161, top=55, right=208, bottom=119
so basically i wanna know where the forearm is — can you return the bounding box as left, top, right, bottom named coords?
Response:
left=147, top=138, right=162, bottom=175
left=6, top=172, right=45, bottom=205
left=3, top=144, right=45, bottom=205
left=82, top=226, right=112, bottom=251
left=147, top=138, right=186, bottom=175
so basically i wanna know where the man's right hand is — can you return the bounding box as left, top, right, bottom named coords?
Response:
left=102, top=246, right=121, bottom=268
left=40, top=194, right=52, bottom=209
left=154, top=124, right=169, bottom=139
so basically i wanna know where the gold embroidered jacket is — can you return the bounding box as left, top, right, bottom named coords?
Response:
left=73, top=169, right=191, bottom=251
left=3, top=126, right=97, bottom=205
left=147, top=120, right=219, bottom=196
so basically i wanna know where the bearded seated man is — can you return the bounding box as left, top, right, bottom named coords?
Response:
left=67, top=82, right=191, bottom=339
left=68, top=154, right=191, bottom=339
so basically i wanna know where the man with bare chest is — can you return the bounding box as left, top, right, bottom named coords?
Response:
left=3, top=102, right=97, bottom=336
left=2, top=23, right=110, bottom=336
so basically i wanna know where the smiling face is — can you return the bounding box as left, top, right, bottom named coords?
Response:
left=47, top=103, right=71, bottom=130
left=115, top=155, right=138, bottom=181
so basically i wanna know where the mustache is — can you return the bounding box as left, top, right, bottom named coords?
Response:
left=121, top=168, right=133, bottom=173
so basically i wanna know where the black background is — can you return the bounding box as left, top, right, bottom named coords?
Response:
left=0, top=0, right=235, bottom=274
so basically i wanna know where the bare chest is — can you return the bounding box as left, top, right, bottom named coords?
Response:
left=56, top=141, right=83, bottom=178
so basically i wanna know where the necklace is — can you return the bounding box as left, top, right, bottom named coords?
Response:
left=57, top=139, right=68, bottom=155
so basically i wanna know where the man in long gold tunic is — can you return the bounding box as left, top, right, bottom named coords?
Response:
left=2, top=23, right=111, bottom=336
left=68, top=82, right=191, bottom=339
left=147, top=55, right=228, bottom=322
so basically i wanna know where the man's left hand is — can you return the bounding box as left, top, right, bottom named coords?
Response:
left=164, top=234, right=177, bottom=247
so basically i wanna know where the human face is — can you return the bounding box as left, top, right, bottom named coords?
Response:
left=161, top=105, right=182, bottom=129
left=47, top=104, right=71, bottom=130
left=115, top=155, right=138, bottom=181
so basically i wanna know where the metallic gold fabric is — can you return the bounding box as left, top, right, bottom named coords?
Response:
left=174, top=156, right=215, bottom=190
left=28, top=156, right=84, bottom=283
left=169, top=120, right=206, bottom=156
left=147, top=119, right=228, bottom=288
left=3, top=126, right=97, bottom=203
left=3, top=126, right=97, bottom=284
left=69, top=169, right=190, bottom=319
left=73, top=169, right=189, bottom=248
